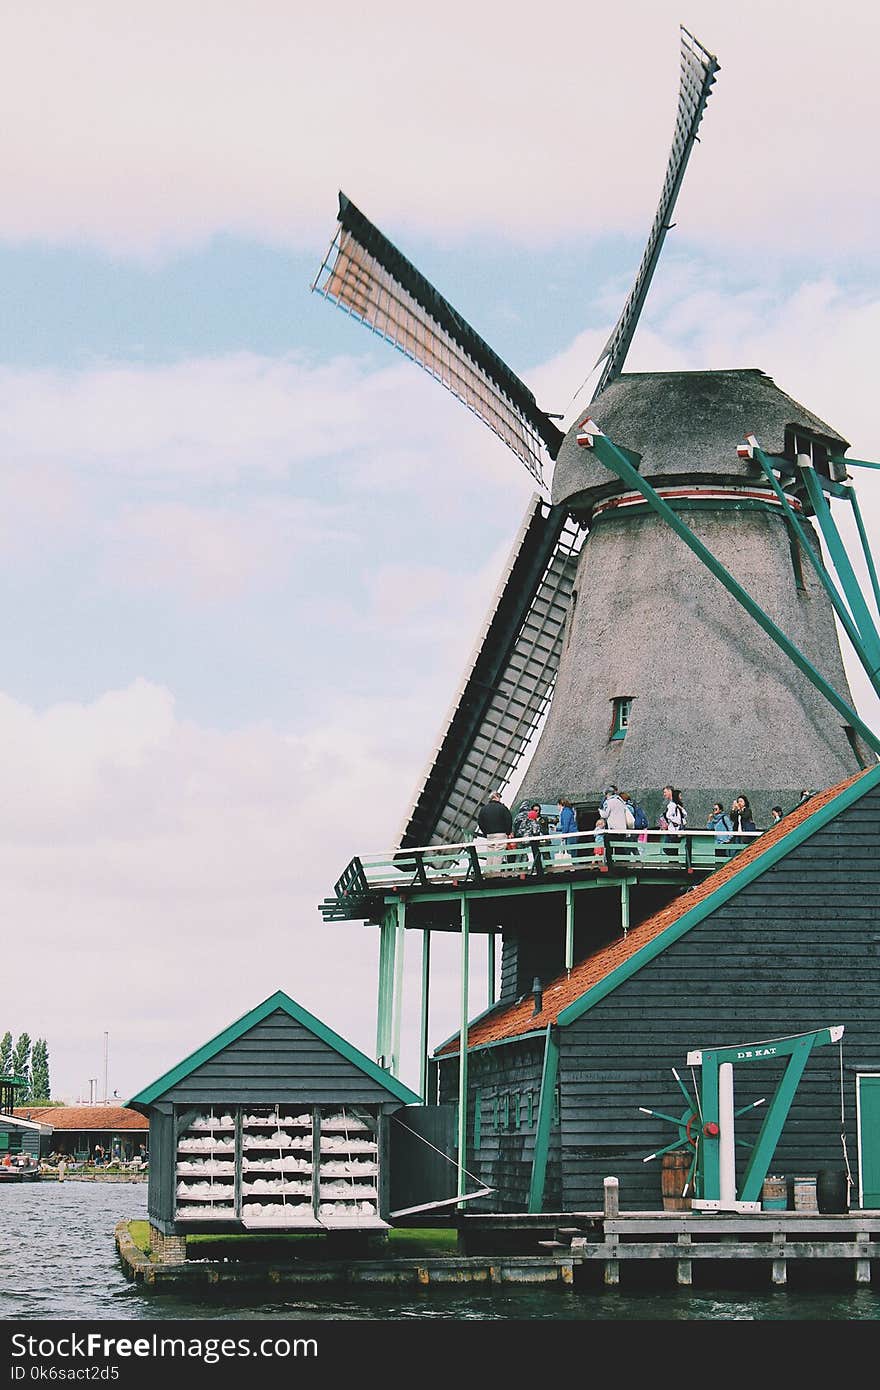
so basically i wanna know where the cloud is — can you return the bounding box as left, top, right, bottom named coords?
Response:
left=0, top=677, right=433, bottom=1100
left=2, top=2, right=879, bottom=261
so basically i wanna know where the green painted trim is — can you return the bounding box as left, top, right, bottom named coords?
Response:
left=557, top=764, right=880, bottom=1030
left=528, top=1027, right=559, bottom=1213
left=127, top=988, right=421, bottom=1110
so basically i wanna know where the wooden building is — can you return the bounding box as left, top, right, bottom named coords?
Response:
left=0, top=1113, right=50, bottom=1161
left=127, top=990, right=421, bottom=1252
left=14, top=1105, right=148, bottom=1162
left=432, top=765, right=880, bottom=1215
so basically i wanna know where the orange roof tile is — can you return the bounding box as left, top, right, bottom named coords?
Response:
left=13, top=1105, right=148, bottom=1130
left=436, top=769, right=873, bottom=1056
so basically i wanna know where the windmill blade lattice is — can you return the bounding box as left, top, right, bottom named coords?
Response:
left=312, top=193, right=563, bottom=485
left=398, top=498, right=584, bottom=848
left=592, top=26, right=720, bottom=397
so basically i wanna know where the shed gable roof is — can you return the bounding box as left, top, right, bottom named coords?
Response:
left=127, top=989, right=421, bottom=1109
left=436, top=765, right=879, bottom=1056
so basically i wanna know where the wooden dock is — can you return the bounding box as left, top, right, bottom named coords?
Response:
left=118, top=1208, right=880, bottom=1289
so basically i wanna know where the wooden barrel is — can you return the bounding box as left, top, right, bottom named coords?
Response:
left=661, top=1149, right=693, bottom=1211
left=761, top=1175, right=788, bottom=1210
left=791, top=1176, right=818, bottom=1211
left=817, top=1169, right=849, bottom=1213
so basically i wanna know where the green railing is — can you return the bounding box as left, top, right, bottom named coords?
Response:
left=333, top=829, right=760, bottom=899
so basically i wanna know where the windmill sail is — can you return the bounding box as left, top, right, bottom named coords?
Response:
left=312, top=29, right=720, bottom=848
left=397, top=497, right=584, bottom=847
left=312, top=193, right=563, bottom=484
left=593, top=26, right=720, bottom=396
left=392, top=32, right=721, bottom=845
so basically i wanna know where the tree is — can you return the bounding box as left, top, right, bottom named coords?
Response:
left=0, top=1031, right=11, bottom=1076
left=30, top=1039, right=50, bottom=1103
left=11, top=1033, right=32, bottom=1100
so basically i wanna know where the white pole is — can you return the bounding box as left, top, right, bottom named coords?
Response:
left=719, top=1062, right=736, bottom=1207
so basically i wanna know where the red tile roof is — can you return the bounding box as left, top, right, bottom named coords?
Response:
left=436, top=770, right=872, bottom=1056
left=13, top=1105, right=148, bottom=1130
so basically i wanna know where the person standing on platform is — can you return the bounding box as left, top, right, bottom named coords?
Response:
left=477, top=791, right=513, bottom=873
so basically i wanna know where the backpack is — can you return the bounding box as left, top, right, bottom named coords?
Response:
left=632, top=804, right=648, bottom=830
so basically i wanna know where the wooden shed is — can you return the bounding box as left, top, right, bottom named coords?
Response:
left=433, top=765, right=880, bottom=1214
left=127, top=990, right=421, bottom=1242
left=0, top=1113, right=49, bottom=1162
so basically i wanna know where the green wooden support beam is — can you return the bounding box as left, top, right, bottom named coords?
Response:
left=830, top=454, right=880, bottom=471
left=699, top=1058, right=720, bottom=1202
left=737, top=1041, right=816, bottom=1202
left=390, top=898, right=406, bottom=1078
left=798, top=462, right=880, bottom=674
left=848, top=488, right=880, bottom=619
left=419, top=929, right=431, bottom=1103
left=457, top=894, right=470, bottom=1203
left=585, top=427, right=880, bottom=755
left=375, top=908, right=396, bottom=1067
left=753, top=447, right=877, bottom=686
left=528, top=1025, right=559, bottom=1213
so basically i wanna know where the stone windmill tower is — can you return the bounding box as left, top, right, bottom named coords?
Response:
left=312, top=27, right=879, bottom=843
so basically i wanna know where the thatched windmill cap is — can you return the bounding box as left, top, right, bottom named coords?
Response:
left=552, top=369, right=849, bottom=514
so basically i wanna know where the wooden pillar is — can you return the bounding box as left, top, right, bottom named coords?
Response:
left=620, top=879, right=629, bottom=937
left=771, top=1233, right=787, bottom=1286
left=375, top=907, right=396, bottom=1066
left=457, top=894, right=470, bottom=1203
left=418, top=930, right=431, bottom=1103
left=565, top=884, right=575, bottom=969
left=603, top=1177, right=620, bottom=1285
left=487, top=931, right=496, bottom=1008
left=390, top=898, right=406, bottom=1077
left=676, top=1232, right=692, bottom=1286
left=856, top=1231, right=871, bottom=1284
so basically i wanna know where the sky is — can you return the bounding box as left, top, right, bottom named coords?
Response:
left=2, top=1, right=880, bottom=1104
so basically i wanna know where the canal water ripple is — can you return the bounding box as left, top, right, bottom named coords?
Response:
left=1, top=1182, right=878, bottom=1322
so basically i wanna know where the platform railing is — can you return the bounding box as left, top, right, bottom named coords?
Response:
left=336, top=829, right=764, bottom=896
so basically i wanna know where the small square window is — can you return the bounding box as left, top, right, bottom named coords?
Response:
left=611, top=697, right=633, bottom=741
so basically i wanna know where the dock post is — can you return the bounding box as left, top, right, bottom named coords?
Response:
left=855, top=1232, right=871, bottom=1284
left=603, top=1234, right=620, bottom=1286
left=676, top=1233, right=692, bottom=1286
left=603, top=1176, right=619, bottom=1218
left=603, top=1178, right=620, bottom=1285
left=771, top=1233, right=787, bottom=1286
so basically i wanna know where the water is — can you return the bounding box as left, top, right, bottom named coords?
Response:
left=1, top=1181, right=878, bottom=1323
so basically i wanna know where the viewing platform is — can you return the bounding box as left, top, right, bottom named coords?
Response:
left=319, top=829, right=762, bottom=929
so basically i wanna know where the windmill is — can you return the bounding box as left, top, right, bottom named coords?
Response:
left=312, top=26, right=879, bottom=846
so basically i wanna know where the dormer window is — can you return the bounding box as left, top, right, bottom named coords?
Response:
left=611, top=696, right=633, bottom=741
